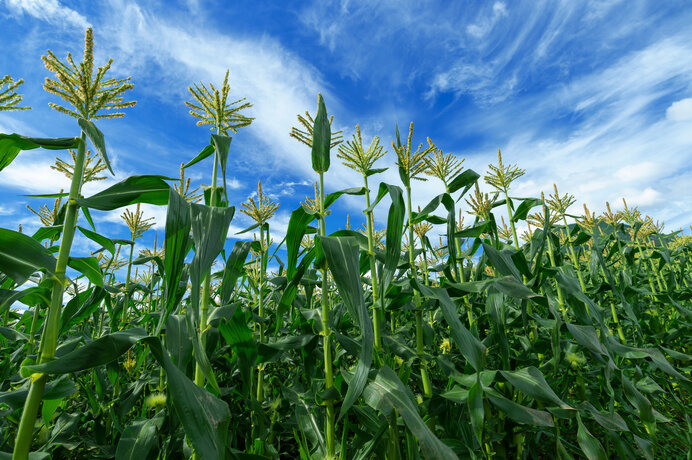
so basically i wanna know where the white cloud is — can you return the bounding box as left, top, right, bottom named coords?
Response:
left=0, top=152, right=71, bottom=193
left=614, top=162, right=665, bottom=182
left=100, top=0, right=335, bottom=182
left=227, top=178, right=242, bottom=190
left=666, top=98, right=692, bottom=121
left=466, top=1, right=508, bottom=38
left=4, top=0, right=90, bottom=29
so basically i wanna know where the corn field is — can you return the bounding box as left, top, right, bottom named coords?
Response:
left=0, top=29, right=690, bottom=460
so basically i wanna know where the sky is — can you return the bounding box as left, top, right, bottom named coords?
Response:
left=1, top=0, right=691, bottom=275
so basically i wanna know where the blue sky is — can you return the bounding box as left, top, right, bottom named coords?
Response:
left=1, top=0, right=691, bottom=271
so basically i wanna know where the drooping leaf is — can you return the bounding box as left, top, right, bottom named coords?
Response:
left=183, top=143, right=215, bottom=169
left=78, top=118, right=113, bottom=175
left=0, top=133, right=80, bottom=171
left=25, top=328, right=149, bottom=374
left=468, top=381, right=484, bottom=446
left=0, top=228, right=57, bottom=284
left=211, top=134, right=232, bottom=203
left=165, top=314, right=192, bottom=371
left=576, top=412, right=608, bottom=460
left=187, top=203, right=234, bottom=389
left=78, top=175, right=171, bottom=210
left=144, top=338, right=230, bottom=460
left=219, top=308, right=257, bottom=396
left=220, top=241, right=251, bottom=305
left=115, top=411, right=165, bottom=460
left=67, top=256, right=103, bottom=287
left=485, top=389, right=554, bottom=427
left=417, top=284, right=485, bottom=371
left=32, top=225, right=63, bottom=243
left=320, top=236, right=374, bottom=420
left=500, top=367, right=571, bottom=409
left=363, top=366, right=458, bottom=460
left=511, top=198, right=544, bottom=222
left=448, top=169, right=480, bottom=196
left=157, top=189, right=191, bottom=334
left=77, top=226, right=115, bottom=255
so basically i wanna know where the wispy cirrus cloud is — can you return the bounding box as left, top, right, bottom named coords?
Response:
left=3, top=0, right=90, bottom=29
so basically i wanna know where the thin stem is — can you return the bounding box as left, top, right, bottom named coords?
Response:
left=406, top=186, right=432, bottom=398
left=13, top=133, right=87, bottom=460
left=319, top=171, right=335, bottom=458
left=504, top=191, right=519, bottom=250
left=561, top=216, right=587, bottom=292
left=256, top=223, right=266, bottom=403
left=191, top=128, right=220, bottom=460
left=363, top=175, right=382, bottom=353
left=121, top=243, right=134, bottom=329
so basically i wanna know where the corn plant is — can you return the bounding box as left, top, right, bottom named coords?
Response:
left=0, top=28, right=690, bottom=460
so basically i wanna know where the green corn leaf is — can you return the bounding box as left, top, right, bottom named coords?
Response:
left=0, top=375, right=77, bottom=410
left=60, top=286, right=107, bottom=334
left=608, top=339, right=690, bottom=382
left=365, top=166, right=388, bottom=177
left=375, top=183, right=405, bottom=302
left=511, top=197, right=544, bottom=222
left=189, top=203, right=235, bottom=325
left=0, top=228, right=57, bottom=284
left=417, top=283, right=485, bottom=371
left=320, top=236, right=374, bottom=420
left=256, top=334, right=319, bottom=364
left=311, top=93, right=331, bottom=173
left=211, top=134, right=232, bottom=203
left=82, top=204, right=96, bottom=231
left=32, top=225, right=63, bottom=242
left=500, top=367, right=571, bottom=409
left=485, top=388, right=554, bottom=427
left=77, top=226, right=116, bottom=255
left=0, top=133, right=80, bottom=171
left=188, top=203, right=234, bottom=390
left=144, top=337, right=230, bottom=460
left=482, top=243, right=522, bottom=280
left=183, top=143, right=215, bottom=169
left=78, top=118, right=113, bottom=175
left=468, top=380, right=484, bottom=446
left=219, top=308, right=257, bottom=396
left=0, top=286, right=51, bottom=313
left=283, top=387, right=326, bottom=456
left=492, top=276, right=544, bottom=303
left=576, top=412, right=608, bottom=460
left=285, top=206, right=316, bottom=278
left=363, top=366, right=458, bottom=460
left=581, top=403, right=629, bottom=432
left=621, top=375, right=655, bottom=427
left=67, top=256, right=103, bottom=287
left=165, top=314, right=192, bottom=371
left=25, top=328, right=149, bottom=374
left=220, top=241, right=251, bottom=305
left=441, top=386, right=469, bottom=404
left=115, top=411, right=165, bottom=460
left=455, top=221, right=491, bottom=238
left=448, top=168, right=480, bottom=196
left=78, top=175, right=171, bottom=210
left=157, top=189, right=191, bottom=334
left=324, top=186, right=366, bottom=209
